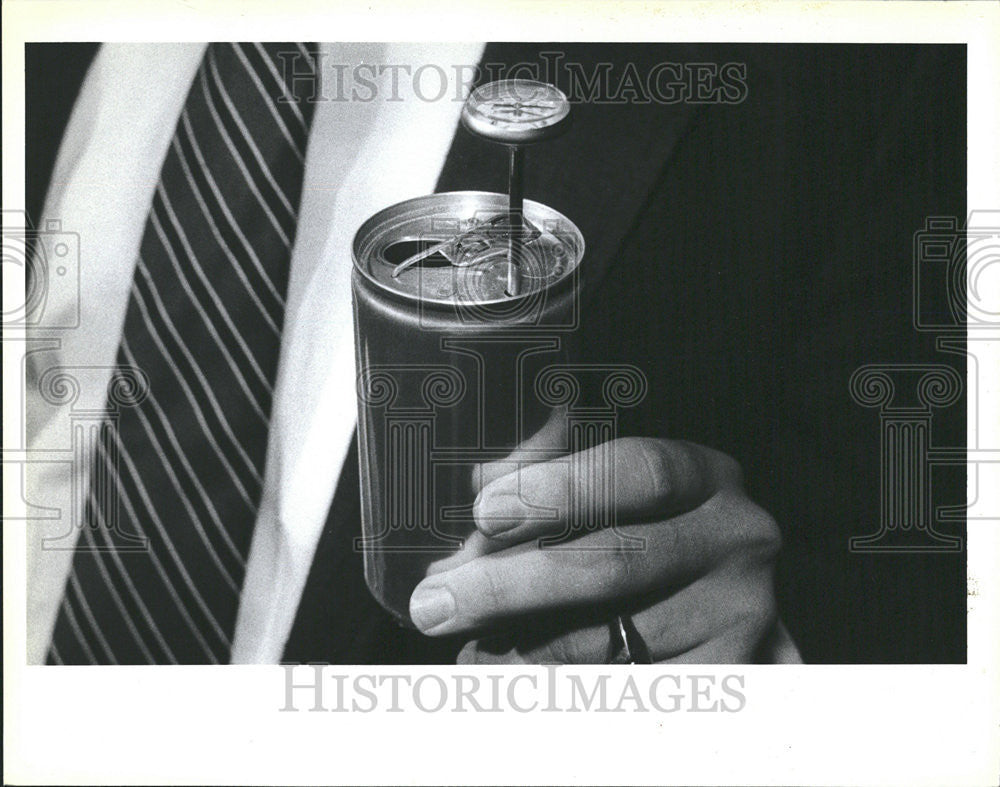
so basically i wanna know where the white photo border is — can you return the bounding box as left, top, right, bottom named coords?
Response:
left=3, top=2, right=999, bottom=785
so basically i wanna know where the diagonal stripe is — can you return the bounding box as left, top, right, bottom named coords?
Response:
left=152, top=192, right=276, bottom=395
left=230, top=44, right=307, bottom=162
left=120, top=337, right=252, bottom=560
left=131, top=264, right=264, bottom=494
left=209, top=47, right=304, bottom=196
left=120, top=339, right=246, bottom=582
left=238, top=43, right=312, bottom=148
left=112, top=433, right=234, bottom=650
left=88, top=496, right=180, bottom=664
left=96, top=509, right=219, bottom=659
left=68, top=571, right=119, bottom=664
left=170, top=135, right=282, bottom=332
left=294, top=43, right=317, bottom=73
left=53, top=42, right=316, bottom=665
left=254, top=42, right=309, bottom=128
left=79, top=520, right=158, bottom=664
left=178, top=110, right=286, bottom=305
left=59, top=591, right=99, bottom=665
left=197, top=65, right=293, bottom=244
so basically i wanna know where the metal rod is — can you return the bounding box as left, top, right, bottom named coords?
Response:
left=507, top=145, right=524, bottom=297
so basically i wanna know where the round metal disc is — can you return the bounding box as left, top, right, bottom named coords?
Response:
left=461, top=80, right=571, bottom=144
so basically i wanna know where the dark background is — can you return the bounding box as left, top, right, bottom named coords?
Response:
left=27, top=43, right=967, bottom=664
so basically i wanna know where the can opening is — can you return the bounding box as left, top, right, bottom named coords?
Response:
left=382, top=240, right=453, bottom=268
left=352, top=192, right=584, bottom=308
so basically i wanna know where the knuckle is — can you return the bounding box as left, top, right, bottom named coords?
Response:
left=575, top=536, right=639, bottom=591
left=601, top=538, right=641, bottom=590
left=748, top=589, right=778, bottom=633
left=723, top=624, right=771, bottom=663
left=542, top=633, right=578, bottom=664
left=473, top=488, right=509, bottom=534
left=728, top=579, right=778, bottom=643
left=722, top=454, right=745, bottom=487
left=743, top=610, right=779, bottom=658
left=641, top=438, right=717, bottom=507
left=630, top=438, right=685, bottom=499
left=475, top=561, right=512, bottom=617
left=746, top=504, right=782, bottom=561
left=705, top=582, right=778, bottom=663
left=636, top=438, right=673, bottom=494
left=705, top=447, right=744, bottom=488
left=719, top=494, right=782, bottom=563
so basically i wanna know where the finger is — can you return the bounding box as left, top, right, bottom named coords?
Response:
left=410, top=487, right=776, bottom=635
left=756, top=619, right=804, bottom=664
left=472, top=437, right=733, bottom=545
left=425, top=530, right=492, bottom=575
left=659, top=628, right=763, bottom=664
left=455, top=569, right=775, bottom=664
left=472, top=406, right=568, bottom=494
left=457, top=616, right=609, bottom=664
left=428, top=409, right=569, bottom=576
left=432, top=437, right=737, bottom=571
left=631, top=568, right=777, bottom=662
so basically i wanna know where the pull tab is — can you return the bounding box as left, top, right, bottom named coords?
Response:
left=389, top=214, right=540, bottom=278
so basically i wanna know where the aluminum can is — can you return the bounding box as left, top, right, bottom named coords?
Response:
left=351, top=191, right=584, bottom=625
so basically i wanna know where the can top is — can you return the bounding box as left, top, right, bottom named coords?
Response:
left=352, top=191, right=584, bottom=307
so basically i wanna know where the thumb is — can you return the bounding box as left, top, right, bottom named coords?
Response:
left=429, top=407, right=569, bottom=575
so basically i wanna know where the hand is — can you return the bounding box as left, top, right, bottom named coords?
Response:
left=408, top=411, right=801, bottom=664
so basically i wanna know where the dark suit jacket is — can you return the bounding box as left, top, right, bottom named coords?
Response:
left=27, top=42, right=966, bottom=664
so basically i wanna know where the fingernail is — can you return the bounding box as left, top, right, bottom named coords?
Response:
left=474, top=490, right=521, bottom=536
left=410, top=585, right=456, bottom=631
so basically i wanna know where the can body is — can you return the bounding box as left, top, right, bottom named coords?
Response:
left=351, top=192, right=584, bottom=625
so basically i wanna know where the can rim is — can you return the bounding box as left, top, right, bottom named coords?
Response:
left=351, top=191, right=584, bottom=308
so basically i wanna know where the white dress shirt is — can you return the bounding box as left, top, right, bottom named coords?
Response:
left=26, top=41, right=486, bottom=663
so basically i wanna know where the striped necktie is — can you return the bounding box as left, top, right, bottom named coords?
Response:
left=48, top=43, right=318, bottom=664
